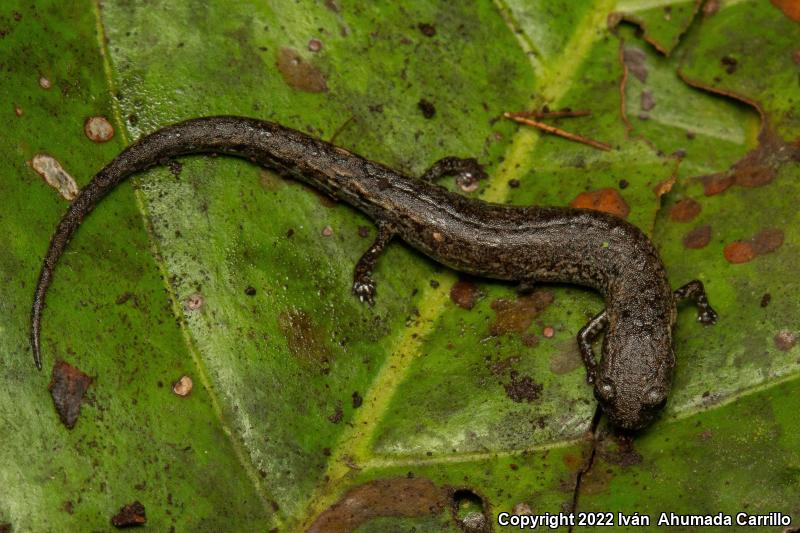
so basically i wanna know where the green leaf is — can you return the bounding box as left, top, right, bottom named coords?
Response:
left=1, top=0, right=798, bottom=531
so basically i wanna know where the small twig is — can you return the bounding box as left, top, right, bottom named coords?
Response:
left=503, top=112, right=612, bottom=151
left=509, top=109, right=592, bottom=119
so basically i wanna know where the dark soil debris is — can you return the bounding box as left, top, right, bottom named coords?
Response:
left=111, top=501, right=146, bottom=528
left=503, top=371, right=543, bottom=403
left=720, top=55, right=738, bottom=74
left=351, top=391, right=363, bottom=409
left=760, top=293, right=771, bottom=308
left=418, top=22, right=436, bottom=37
left=308, top=477, right=448, bottom=532
left=49, top=360, right=92, bottom=429
left=328, top=404, right=343, bottom=424
left=417, top=98, right=436, bottom=119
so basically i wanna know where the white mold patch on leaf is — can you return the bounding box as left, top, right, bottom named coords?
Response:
left=30, top=154, right=79, bottom=201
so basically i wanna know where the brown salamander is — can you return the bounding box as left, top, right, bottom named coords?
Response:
left=31, top=116, right=717, bottom=430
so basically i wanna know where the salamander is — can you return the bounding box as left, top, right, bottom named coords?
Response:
left=30, top=116, right=717, bottom=430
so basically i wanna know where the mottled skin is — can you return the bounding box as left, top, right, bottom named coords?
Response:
left=31, top=116, right=717, bottom=430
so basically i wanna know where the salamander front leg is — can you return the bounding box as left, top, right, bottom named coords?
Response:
left=420, top=156, right=488, bottom=184
left=674, top=280, right=718, bottom=325
left=577, top=310, right=608, bottom=384
left=352, top=222, right=396, bottom=306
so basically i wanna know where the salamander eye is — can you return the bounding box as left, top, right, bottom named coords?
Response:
left=597, top=379, right=616, bottom=401
left=644, top=387, right=667, bottom=408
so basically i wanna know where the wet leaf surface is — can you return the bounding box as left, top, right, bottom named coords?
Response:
left=1, top=0, right=798, bottom=531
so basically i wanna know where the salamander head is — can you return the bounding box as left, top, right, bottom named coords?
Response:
left=593, top=333, right=674, bottom=431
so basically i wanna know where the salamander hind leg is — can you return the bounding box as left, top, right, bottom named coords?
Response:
left=577, top=310, right=608, bottom=384
left=352, top=222, right=396, bottom=306
left=674, top=280, right=718, bottom=325
left=420, top=156, right=488, bottom=185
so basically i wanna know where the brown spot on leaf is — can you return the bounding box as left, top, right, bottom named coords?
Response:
left=276, top=47, right=327, bottom=93
left=450, top=279, right=480, bottom=310
left=794, top=49, right=800, bottom=65
left=622, top=47, right=648, bottom=82
left=697, top=131, right=799, bottom=195
left=683, top=225, right=712, bottom=249
left=569, top=188, right=630, bottom=218
left=489, top=291, right=554, bottom=336
left=724, top=228, right=784, bottom=263
left=703, top=0, right=720, bottom=15
left=669, top=197, right=701, bottom=222
left=111, top=501, right=146, bottom=528
left=597, top=434, right=642, bottom=467
left=31, top=154, right=79, bottom=201
left=278, top=308, right=332, bottom=371
left=49, top=360, right=92, bottom=429
left=84, top=116, right=114, bottom=143
left=640, top=90, right=655, bottom=111
left=351, top=391, right=363, bottom=408
left=723, top=241, right=756, bottom=264
left=771, top=0, right=800, bottom=21
left=700, top=173, right=733, bottom=196
left=774, top=330, right=797, bottom=351
left=751, top=228, right=784, bottom=254
left=503, top=371, right=542, bottom=403
left=308, top=477, right=448, bottom=532
left=327, top=404, right=343, bottom=424
left=550, top=341, right=582, bottom=375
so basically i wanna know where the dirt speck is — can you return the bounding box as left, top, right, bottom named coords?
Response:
left=450, top=279, right=480, bottom=310
left=490, top=291, right=554, bottom=336
left=39, top=76, right=51, bottom=89
left=622, top=47, right=648, bottom=83
left=308, top=38, right=322, bottom=52
left=321, top=225, right=333, bottom=237
left=31, top=154, right=79, bottom=201
left=49, top=360, right=92, bottom=429
left=14, top=105, right=23, bottom=116
left=503, top=371, right=542, bottom=403
left=84, top=116, right=115, bottom=143
left=276, top=47, right=327, bottom=93
left=542, top=326, right=555, bottom=338
left=278, top=308, right=332, bottom=371
left=418, top=22, right=436, bottom=37
left=417, top=98, right=436, bottom=119
left=569, top=188, right=630, bottom=218
left=669, top=197, right=701, bottom=222
left=245, top=286, right=256, bottom=296
left=720, top=55, right=738, bottom=74
left=760, top=293, right=771, bottom=308
left=308, top=477, right=448, bottom=532
left=774, top=330, right=797, bottom=351
left=111, top=501, right=146, bottom=528
left=172, top=375, right=193, bottom=397
left=185, top=293, right=204, bottom=311
left=328, top=404, right=343, bottom=424
left=683, top=225, right=712, bottom=249
left=351, top=391, right=363, bottom=409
